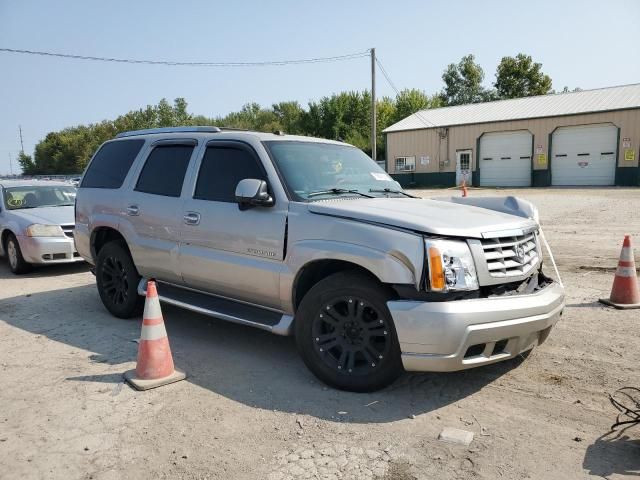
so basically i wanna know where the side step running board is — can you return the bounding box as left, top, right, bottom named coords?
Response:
left=137, top=279, right=294, bottom=336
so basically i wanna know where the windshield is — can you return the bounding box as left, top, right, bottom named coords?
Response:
left=264, top=141, right=402, bottom=201
left=3, top=185, right=77, bottom=210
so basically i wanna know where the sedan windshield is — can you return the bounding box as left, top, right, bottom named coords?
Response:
left=264, top=141, right=402, bottom=201
left=3, top=185, right=77, bottom=210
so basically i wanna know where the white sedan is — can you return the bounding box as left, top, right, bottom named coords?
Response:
left=0, top=180, right=84, bottom=274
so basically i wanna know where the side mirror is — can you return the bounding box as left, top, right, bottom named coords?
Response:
left=235, top=179, right=274, bottom=209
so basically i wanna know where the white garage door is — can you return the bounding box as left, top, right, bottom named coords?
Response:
left=551, top=124, right=617, bottom=186
left=479, top=131, right=532, bottom=186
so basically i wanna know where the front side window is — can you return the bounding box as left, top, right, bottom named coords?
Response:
left=135, top=145, right=194, bottom=197
left=265, top=141, right=400, bottom=201
left=81, top=139, right=145, bottom=189
left=3, top=185, right=77, bottom=210
left=194, top=145, right=266, bottom=202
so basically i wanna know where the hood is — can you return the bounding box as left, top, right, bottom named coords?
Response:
left=307, top=197, right=537, bottom=238
left=10, top=205, right=75, bottom=226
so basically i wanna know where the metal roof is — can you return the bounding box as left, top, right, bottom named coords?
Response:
left=383, top=83, right=640, bottom=133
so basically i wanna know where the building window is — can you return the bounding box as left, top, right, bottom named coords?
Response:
left=395, top=156, right=415, bottom=172
left=459, top=152, right=471, bottom=171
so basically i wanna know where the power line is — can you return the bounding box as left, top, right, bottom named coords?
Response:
left=375, top=56, right=435, bottom=128
left=375, top=57, right=401, bottom=96
left=0, top=47, right=370, bottom=67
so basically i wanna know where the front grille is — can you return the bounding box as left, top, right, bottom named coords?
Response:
left=481, top=232, right=539, bottom=278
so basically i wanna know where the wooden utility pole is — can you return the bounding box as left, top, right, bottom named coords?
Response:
left=370, top=48, right=376, bottom=161
left=19, top=125, right=24, bottom=154
left=8, top=153, right=13, bottom=176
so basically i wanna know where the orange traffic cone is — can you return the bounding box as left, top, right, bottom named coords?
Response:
left=599, top=235, right=640, bottom=309
left=124, top=281, right=186, bottom=390
left=461, top=179, right=468, bottom=197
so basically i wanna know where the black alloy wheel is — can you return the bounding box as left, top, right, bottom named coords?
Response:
left=101, top=254, right=130, bottom=307
left=96, top=241, right=144, bottom=318
left=295, top=271, right=403, bottom=392
left=311, top=296, right=391, bottom=376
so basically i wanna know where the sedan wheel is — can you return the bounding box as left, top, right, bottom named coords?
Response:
left=5, top=234, right=31, bottom=274
left=7, top=240, right=18, bottom=270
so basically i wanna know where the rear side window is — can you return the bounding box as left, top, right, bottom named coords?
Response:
left=194, top=145, right=266, bottom=202
left=135, top=145, right=193, bottom=197
left=81, top=139, right=145, bottom=189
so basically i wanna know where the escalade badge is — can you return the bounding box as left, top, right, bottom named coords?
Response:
left=514, top=245, right=526, bottom=264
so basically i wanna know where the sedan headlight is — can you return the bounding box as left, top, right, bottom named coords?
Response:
left=25, top=224, right=65, bottom=237
left=425, top=238, right=479, bottom=292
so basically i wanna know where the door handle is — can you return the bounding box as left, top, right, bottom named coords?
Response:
left=183, top=212, right=201, bottom=225
left=126, top=205, right=139, bottom=216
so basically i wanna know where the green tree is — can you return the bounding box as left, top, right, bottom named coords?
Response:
left=272, top=101, right=304, bottom=134
left=17, top=152, right=36, bottom=175
left=376, top=96, right=396, bottom=158
left=440, top=54, right=492, bottom=106
left=494, top=53, right=552, bottom=99
left=394, top=88, right=442, bottom=123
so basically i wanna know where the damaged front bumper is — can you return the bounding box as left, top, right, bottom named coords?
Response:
left=387, top=279, right=565, bottom=372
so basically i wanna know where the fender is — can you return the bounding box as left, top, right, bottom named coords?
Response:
left=280, top=238, right=423, bottom=313
left=0, top=221, right=24, bottom=255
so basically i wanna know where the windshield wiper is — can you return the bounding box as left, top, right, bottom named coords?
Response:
left=307, top=188, right=374, bottom=199
left=369, top=188, right=417, bottom=198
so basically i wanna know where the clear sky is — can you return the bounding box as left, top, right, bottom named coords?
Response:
left=1, top=0, right=639, bottom=174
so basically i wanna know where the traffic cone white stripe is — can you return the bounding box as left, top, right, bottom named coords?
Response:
left=143, top=296, right=163, bottom=320
left=620, top=247, right=634, bottom=262
left=140, top=323, right=168, bottom=341
left=615, top=266, right=637, bottom=278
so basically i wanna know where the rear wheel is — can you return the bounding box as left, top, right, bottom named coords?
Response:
left=5, top=233, right=32, bottom=274
left=96, top=241, right=144, bottom=318
left=295, top=271, right=403, bottom=392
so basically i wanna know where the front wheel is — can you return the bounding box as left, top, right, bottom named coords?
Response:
left=295, top=271, right=403, bottom=392
left=5, top=233, right=32, bottom=274
left=96, top=241, right=144, bottom=318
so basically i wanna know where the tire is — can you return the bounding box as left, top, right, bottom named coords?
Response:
left=5, top=233, right=32, bottom=274
left=96, top=241, right=144, bottom=318
left=295, top=271, right=403, bottom=392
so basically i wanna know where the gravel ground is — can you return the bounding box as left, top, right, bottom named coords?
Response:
left=0, top=187, right=639, bottom=479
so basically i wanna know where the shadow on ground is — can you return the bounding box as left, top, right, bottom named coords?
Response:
left=583, top=429, right=640, bottom=477
left=0, top=260, right=90, bottom=280
left=1, top=265, right=527, bottom=424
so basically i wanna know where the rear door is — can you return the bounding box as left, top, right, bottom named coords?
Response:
left=124, top=141, right=196, bottom=284
left=179, top=141, right=287, bottom=309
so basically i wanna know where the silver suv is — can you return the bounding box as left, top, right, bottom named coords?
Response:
left=75, top=126, right=565, bottom=392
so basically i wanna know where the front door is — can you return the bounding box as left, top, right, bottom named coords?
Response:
left=179, top=141, right=287, bottom=309
left=456, top=150, right=472, bottom=185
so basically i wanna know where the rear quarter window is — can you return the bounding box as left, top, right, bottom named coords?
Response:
left=81, top=139, right=145, bottom=189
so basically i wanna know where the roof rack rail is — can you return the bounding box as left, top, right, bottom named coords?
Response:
left=115, top=126, right=223, bottom=138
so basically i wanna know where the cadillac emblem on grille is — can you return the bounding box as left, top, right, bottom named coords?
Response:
left=514, top=244, right=526, bottom=264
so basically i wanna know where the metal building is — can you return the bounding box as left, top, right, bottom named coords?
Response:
left=383, top=83, right=640, bottom=187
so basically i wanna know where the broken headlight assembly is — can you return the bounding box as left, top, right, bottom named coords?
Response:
left=425, top=238, right=479, bottom=292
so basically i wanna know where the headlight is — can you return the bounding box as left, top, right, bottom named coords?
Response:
left=25, top=224, right=65, bottom=237
left=425, top=238, right=479, bottom=292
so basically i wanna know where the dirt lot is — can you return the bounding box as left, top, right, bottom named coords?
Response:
left=0, top=187, right=639, bottom=480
